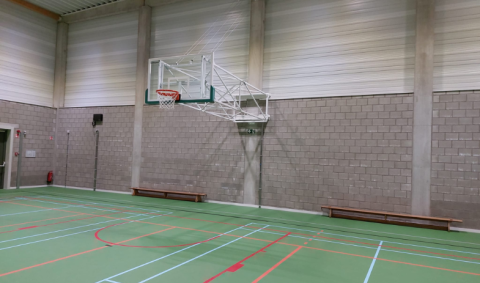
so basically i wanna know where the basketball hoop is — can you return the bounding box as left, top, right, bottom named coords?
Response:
left=156, top=89, right=180, bottom=110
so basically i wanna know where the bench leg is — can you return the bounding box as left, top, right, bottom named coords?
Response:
left=448, top=222, right=450, bottom=232
left=195, top=196, right=199, bottom=202
left=132, top=189, right=137, bottom=196
left=329, top=209, right=332, bottom=218
left=164, top=193, right=168, bottom=199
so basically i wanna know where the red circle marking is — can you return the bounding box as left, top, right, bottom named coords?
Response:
left=94, top=222, right=221, bottom=248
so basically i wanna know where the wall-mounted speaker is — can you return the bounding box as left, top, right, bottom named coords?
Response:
left=92, top=114, right=103, bottom=127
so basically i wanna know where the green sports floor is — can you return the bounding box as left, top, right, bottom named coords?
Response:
left=0, top=187, right=479, bottom=283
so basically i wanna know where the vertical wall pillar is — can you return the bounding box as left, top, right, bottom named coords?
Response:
left=131, top=5, right=151, bottom=188
left=412, top=0, right=435, bottom=216
left=52, top=21, right=68, bottom=183
left=243, top=0, right=266, bottom=205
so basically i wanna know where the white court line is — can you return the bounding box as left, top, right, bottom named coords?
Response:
left=96, top=223, right=257, bottom=283
left=0, top=205, right=78, bottom=217
left=38, top=190, right=480, bottom=246
left=138, top=225, right=270, bottom=283
left=26, top=195, right=172, bottom=215
left=8, top=195, right=480, bottom=258
left=0, top=215, right=145, bottom=244
left=14, top=198, right=150, bottom=217
left=364, top=241, right=383, bottom=283
left=0, top=214, right=160, bottom=251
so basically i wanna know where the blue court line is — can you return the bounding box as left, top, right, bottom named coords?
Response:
left=96, top=223, right=258, bottom=283
left=364, top=241, right=383, bottom=283
left=0, top=216, right=138, bottom=244
left=31, top=195, right=173, bottom=214
left=250, top=222, right=480, bottom=256
left=0, top=214, right=161, bottom=251
left=21, top=191, right=480, bottom=247
left=0, top=204, right=83, bottom=217
left=14, top=198, right=152, bottom=216
left=138, top=225, right=271, bottom=283
left=240, top=227, right=480, bottom=265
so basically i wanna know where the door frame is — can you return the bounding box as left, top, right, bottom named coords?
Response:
left=0, top=123, right=19, bottom=190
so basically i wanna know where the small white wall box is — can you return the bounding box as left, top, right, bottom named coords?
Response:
left=25, top=150, right=36, bottom=158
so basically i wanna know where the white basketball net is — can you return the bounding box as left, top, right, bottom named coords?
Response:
left=157, top=90, right=179, bottom=110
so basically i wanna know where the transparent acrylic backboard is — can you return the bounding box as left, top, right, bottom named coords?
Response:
left=147, top=53, right=214, bottom=103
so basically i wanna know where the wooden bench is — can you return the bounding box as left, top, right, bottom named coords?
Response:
left=131, top=188, right=206, bottom=203
left=321, top=206, right=462, bottom=231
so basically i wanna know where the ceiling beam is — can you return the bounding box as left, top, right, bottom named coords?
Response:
left=6, top=0, right=60, bottom=21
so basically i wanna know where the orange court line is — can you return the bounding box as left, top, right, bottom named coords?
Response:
left=0, top=227, right=174, bottom=277
left=0, top=214, right=85, bottom=229
left=22, top=197, right=243, bottom=228
left=7, top=199, right=480, bottom=262
left=0, top=211, right=126, bottom=234
left=4, top=200, right=480, bottom=277
left=18, top=197, right=480, bottom=261
left=252, top=246, right=302, bottom=283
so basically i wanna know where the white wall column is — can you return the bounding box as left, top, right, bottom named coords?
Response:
left=243, top=0, right=266, bottom=205
left=52, top=21, right=68, bottom=182
left=412, top=0, right=435, bottom=215
left=53, top=21, right=68, bottom=108
left=131, top=5, right=152, bottom=188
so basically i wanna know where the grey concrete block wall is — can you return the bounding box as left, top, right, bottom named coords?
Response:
left=262, top=94, right=414, bottom=213
left=2, top=94, right=480, bottom=230
left=140, top=105, right=245, bottom=203
left=431, top=90, right=480, bottom=229
left=0, top=100, right=56, bottom=187
left=54, top=106, right=134, bottom=192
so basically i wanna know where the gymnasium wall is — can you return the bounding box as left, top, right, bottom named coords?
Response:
left=64, top=12, right=139, bottom=107
left=2, top=0, right=480, bottom=229
left=0, top=0, right=57, bottom=107
left=150, top=0, right=250, bottom=79
left=140, top=105, right=245, bottom=203
left=263, top=0, right=416, bottom=99
left=431, top=90, right=480, bottom=229
left=263, top=94, right=413, bottom=213
left=0, top=100, right=56, bottom=187
left=54, top=106, right=134, bottom=192
left=434, top=0, right=480, bottom=91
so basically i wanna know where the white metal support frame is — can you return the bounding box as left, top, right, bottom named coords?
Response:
left=147, top=53, right=270, bottom=123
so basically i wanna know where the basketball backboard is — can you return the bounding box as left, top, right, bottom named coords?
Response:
left=146, top=52, right=270, bottom=123
left=147, top=53, right=214, bottom=104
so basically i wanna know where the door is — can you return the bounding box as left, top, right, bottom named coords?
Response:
left=0, top=131, right=6, bottom=189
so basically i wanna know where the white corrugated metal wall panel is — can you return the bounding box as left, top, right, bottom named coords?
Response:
left=434, top=0, right=480, bottom=91
left=0, top=0, right=56, bottom=107
left=150, top=0, right=250, bottom=80
left=263, top=0, right=416, bottom=99
left=65, top=12, right=138, bottom=107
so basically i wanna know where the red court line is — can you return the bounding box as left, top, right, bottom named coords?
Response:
left=0, top=211, right=125, bottom=234
left=2, top=207, right=479, bottom=279
left=204, top=232, right=291, bottom=283
left=8, top=199, right=480, bottom=262
left=0, top=227, right=174, bottom=278
left=252, top=246, right=302, bottom=283
left=0, top=213, right=85, bottom=229
left=22, top=197, right=243, bottom=228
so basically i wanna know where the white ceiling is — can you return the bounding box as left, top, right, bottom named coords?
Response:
left=26, top=0, right=123, bottom=15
